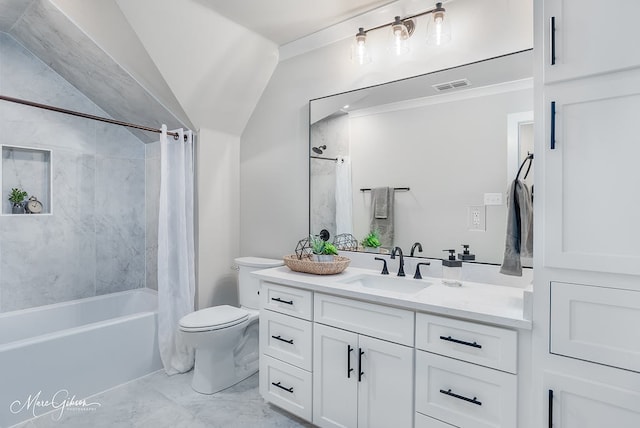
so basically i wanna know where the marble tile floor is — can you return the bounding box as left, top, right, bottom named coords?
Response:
left=14, top=371, right=314, bottom=428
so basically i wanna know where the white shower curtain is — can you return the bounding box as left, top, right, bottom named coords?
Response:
left=335, top=156, right=353, bottom=235
left=158, top=125, right=196, bottom=375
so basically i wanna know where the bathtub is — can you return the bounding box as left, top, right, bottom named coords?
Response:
left=0, top=289, right=162, bottom=427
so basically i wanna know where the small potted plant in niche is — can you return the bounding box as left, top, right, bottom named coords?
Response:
left=362, top=229, right=382, bottom=253
left=8, top=188, right=28, bottom=214
left=310, top=235, right=339, bottom=262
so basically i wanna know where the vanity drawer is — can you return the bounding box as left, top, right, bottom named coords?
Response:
left=415, top=351, right=517, bottom=428
left=415, top=412, right=459, bottom=428
left=260, top=282, right=313, bottom=320
left=415, top=313, right=517, bottom=374
left=551, top=281, right=640, bottom=372
left=260, top=309, right=312, bottom=371
left=314, top=293, right=414, bottom=346
left=260, top=354, right=312, bottom=422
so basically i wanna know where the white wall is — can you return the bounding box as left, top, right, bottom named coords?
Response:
left=196, top=128, right=240, bottom=309
left=240, top=0, right=533, bottom=258
left=349, top=87, right=533, bottom=264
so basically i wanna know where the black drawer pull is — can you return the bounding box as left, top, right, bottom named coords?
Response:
left=272, top=381, right=294, bottom=393
left=550, top=101, right=556, bottom=150
left=358, top=348, right=364, bottom=382
left=439, top=335, right=482, bottom=349
left=548, top=389, right=554, bottom=428
left=271, top=297, right=293, bottom=305
left=271, top=335, right=294, bottom=344
left=550, top=16, right=556, bottom=65
left=440, top=389, right=482, bottom=406
left=347, top=345, right=354, bottom=378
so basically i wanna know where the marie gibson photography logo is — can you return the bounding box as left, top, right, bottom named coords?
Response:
left=10, top=389, right=101, bottom=421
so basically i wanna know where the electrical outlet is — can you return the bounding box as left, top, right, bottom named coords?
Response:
left=468, top=205, right=486, bottom=231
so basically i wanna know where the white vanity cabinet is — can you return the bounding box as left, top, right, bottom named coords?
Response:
left=414, top=313, right=518, bottom=428
left=535, top=1, right=640, bottom=426
left=259, top=282, right=313, bottom=421
left=313, top=294, right=414, bottom=428
left=542, top=282, right=640, bottom=427
left=542, top=0, right=640, bottom=83
left=257, top=275, right=527, bottom=428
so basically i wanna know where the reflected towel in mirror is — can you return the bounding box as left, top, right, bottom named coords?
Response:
left=370, top=187, right=394, bottom=247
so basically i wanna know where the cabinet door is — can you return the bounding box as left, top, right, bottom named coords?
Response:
left=544, top=71, right=640, bottom=274
left=545, top=372, right=640, bottom=427
left=313, top=324, right=358, bottom=428
left=542, top=0, right=640, bottom=83
left=357, top=335, right=414, bottom=428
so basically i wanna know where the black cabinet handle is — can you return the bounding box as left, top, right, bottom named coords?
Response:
left=548, top=389, right=554, bottom=428
left=347, top=345, right=354, bottom=378
left=358, top=348, right=364, bottom=382
left=271, top=297, right=293, bottom=305
left=272, top=381, right=294, bottom=393
left=271, top=335, right=294, bottom=344
left=550, top=16, right=556, bottom=65
left=439, top=335, right=482, bottom=349
left=550, top=101, right=556, bottom=150
left=440, top=389, right=482, bottom=406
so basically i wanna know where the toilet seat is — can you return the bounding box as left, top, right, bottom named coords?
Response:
left=179, top=305, right=249, bottom=333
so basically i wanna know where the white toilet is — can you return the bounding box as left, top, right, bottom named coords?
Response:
left=178, top=256, right=283, bottom=394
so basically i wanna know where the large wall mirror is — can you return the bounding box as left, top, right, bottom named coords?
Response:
left=309, top=49, right=533, bottom=265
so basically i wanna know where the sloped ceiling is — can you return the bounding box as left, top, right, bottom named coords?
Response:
left=1, top=0, right=189, bottom=142
left=201, top=0, right=395, bottom=45
left=116, top=0, right=279, bottom=136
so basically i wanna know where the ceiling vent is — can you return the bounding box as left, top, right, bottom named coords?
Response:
left=432, top=78, right=471, bottom=92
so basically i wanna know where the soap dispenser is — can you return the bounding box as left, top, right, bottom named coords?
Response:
left=458, top=244, right=476, bottom=261
left=442, top=249, right=462, bottom=287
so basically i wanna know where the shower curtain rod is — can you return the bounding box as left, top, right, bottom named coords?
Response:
left=0, top=94, right=188, bottom=142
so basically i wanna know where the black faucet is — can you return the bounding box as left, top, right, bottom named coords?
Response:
left=414, top=262, right=431, bottom=279
left=374, top=257, right=389, bottom=275
left=390, top=247, right=405, bottom=277
left=410, top=242, right=423, bottom=257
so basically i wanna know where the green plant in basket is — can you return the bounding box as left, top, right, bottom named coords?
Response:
left=362, top=230, right=381, bottom=248
left=310, top=235, right=339, bottom=255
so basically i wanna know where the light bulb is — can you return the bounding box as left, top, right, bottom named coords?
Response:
left=351, top=27, right=371, bottom=65
left=390, top=16, right=410, bottom=56
left=427, top=3, right=451, bottom=46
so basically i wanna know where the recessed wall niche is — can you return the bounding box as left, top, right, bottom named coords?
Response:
left=1, top=145, right=52, bottom=215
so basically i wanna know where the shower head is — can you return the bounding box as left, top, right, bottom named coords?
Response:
left=312, top=145, right=326, bottom=154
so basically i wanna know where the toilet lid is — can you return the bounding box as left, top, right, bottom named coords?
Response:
left=179, top=305, right=249, bottom=332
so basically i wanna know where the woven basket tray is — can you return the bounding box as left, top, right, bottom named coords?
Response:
left=283, top=254, right=351, bottom=275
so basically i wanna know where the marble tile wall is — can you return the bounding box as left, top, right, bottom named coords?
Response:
left=145, top=141, right=160, bottom=290
left=309, top=114, right=349, bottom=239
left=0, top=32, right=152, bottom=312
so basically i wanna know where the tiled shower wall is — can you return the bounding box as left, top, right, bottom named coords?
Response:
left=0, top=33, right=153, bottom=312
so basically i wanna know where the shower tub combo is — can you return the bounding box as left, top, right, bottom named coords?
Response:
left=0, top=289, right=162, bottom=427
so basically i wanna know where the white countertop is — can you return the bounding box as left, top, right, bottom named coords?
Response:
left=253, top=266, right=532, bottom=330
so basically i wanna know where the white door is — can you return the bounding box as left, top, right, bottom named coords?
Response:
left=313, top=323, right=358, bottom=428
left=545, top=372, right=640, bottom=427
left=357, top=335, right=414, bottom=428
left=542, top=0, right=640, bottom=83
left=544, top=70, right=640, bottom=275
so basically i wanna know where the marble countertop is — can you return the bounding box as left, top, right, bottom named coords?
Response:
left=253, top=266, right=532, bottom=330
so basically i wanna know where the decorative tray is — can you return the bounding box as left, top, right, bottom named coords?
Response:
left=283, top=254, right=351, bottom=275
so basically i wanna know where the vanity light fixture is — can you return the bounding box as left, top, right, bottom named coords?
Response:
left=350, top=27, right=371, bottom=65
left=426, top=2, right=451, bottom=46
left=390, top=16, right=414, bottom=56
left=351, top=2, right=451, bottom=65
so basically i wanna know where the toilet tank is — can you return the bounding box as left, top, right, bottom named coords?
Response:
left=235, top=257, right=283, bottom=310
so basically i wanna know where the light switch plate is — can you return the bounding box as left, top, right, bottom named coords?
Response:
left=484, top=192, right=503, bottom=205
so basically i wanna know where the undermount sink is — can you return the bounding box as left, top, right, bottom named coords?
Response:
left=339, top=273, right=431, bottom=295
